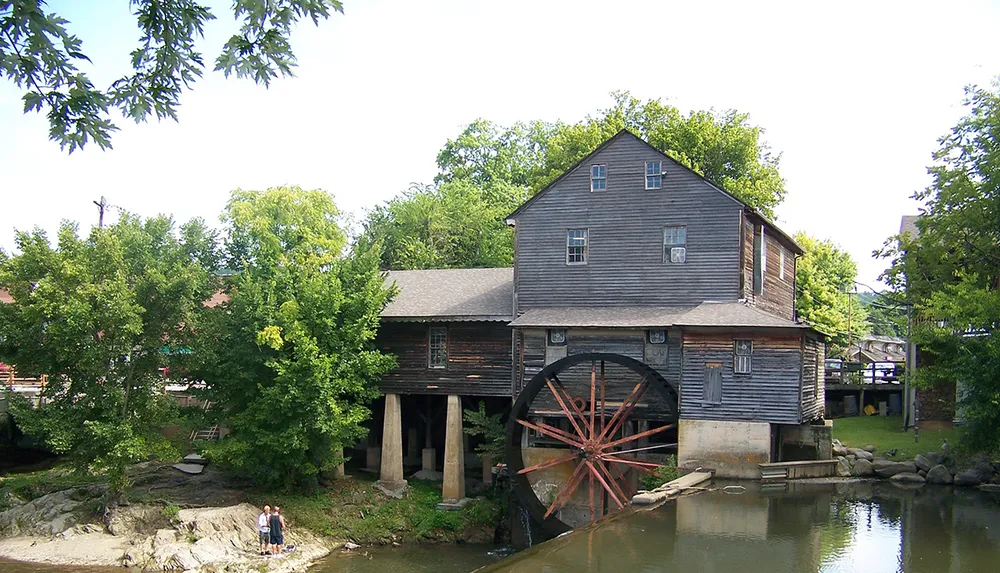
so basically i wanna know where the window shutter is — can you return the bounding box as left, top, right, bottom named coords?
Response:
left=703, top=364, right=722, bottom=404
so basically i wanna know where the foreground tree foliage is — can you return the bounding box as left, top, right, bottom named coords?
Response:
left=794, top=232, right=869, bottom=354
left=1, top=0, right=345, bottom=152
left=191, top=186, right=395, bottom=489
left=880, top=81, right=1000, bottom=453
left=0, top=216, right=217, bottom=492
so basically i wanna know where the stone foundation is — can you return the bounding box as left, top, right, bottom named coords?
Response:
left=677, top=419, right=771, bottom=479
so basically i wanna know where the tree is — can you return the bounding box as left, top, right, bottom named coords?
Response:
left=1, top=0, right=344, bottom=152
left=436, top=91, right=786, bottom=217
left=879, top=81, right=1000, bottom=453
left=0, top=215, right=216, bottom=492
left=361, top=180, right=526, bottom=270
left=794, top=232, right=869, bottom=354
left=859, top=292, right=906, bottom=339
left=190, top=186, right=396, bottom=489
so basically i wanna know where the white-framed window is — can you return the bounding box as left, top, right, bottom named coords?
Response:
left=567, top=229, right=588, bottom=264
left=647, top=330, right=666, bottom=344
left=663, top=226, right=686, bottom=263
left=645, top=161, right=662, bottom=190
left=779, top=249, right=786, bottom=280
left=428, top=326, right=447, bottom=368
left=591, top=164, right=606, bottom=191
left=548, top=329, right=567, bottom=346
left=734, top=339, right=752, bottom=375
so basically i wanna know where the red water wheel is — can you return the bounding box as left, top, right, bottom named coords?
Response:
left=506, top=353, right=679, bottom=536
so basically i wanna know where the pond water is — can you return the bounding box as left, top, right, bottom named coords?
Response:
left=481, top=480, right=1000, bottom=573
left=3, top=480, right=998, bottom=573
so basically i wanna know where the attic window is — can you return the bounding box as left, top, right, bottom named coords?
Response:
left=645, top=161, right=662, bottom=190
left=591, top=164, right=606, bottom=191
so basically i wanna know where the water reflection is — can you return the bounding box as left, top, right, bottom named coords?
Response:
left=481, top=481, right=1000, bottom=573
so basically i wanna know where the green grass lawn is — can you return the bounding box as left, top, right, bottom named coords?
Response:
left=831, top=415, right=960, bottom=459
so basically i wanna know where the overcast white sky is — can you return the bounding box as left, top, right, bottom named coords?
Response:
left=2, top=0, right=999, bottom=288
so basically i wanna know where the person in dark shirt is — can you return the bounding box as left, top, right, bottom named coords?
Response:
left=269, top=506, right=286, bottom=555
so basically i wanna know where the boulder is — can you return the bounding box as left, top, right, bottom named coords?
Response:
left=918, top=470, right=927, bottom=478
left=925, top=452, right=943, bottom=466
left=833, top=442, right=849, bottom=457
left=891, top=472, right=926, bottom=484
left=171, top=463, right=204, bottom=475
left=953, top=470, right=983, bottom=487
left=836, top=457, right=851, bottom=477
left=873, top=460, right=917, bottom=478
left=926, top=465, right=952, bottom=485
left=980, top=484, right=1000, bottom=493
left=849, top=448, right=874, bottom=461
left=974, top=461, right=996, bottom=482
left=852, top=458, right=874, bottom=477
left=914, top=454, right=932, bottom=472
left=864, top=445, right=877, bottom=453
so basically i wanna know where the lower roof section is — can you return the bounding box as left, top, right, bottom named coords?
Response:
left=381, top=267, right=513, bottom=322
left=509, top=301, right=813, bottom=330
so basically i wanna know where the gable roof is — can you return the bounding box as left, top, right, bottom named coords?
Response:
left=382, top=267, right=513, bottom=322
left=504, top=129, right=802, bottom=254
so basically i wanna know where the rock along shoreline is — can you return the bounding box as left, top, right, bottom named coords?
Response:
left=0, top=491, right=334, bottom=572
left=832, top=438, right=1000, bottom=492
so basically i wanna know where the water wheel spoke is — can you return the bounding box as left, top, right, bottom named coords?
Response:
left=516, top=418, right=584, bottom=448
left=599, top=360, right=606, bottom=435
left=593, top=458, right=631, bottom=504
left=589, top=364, right=596, bottom=439
left=599, top=454, right=663, bottom=468
left=597, top=376, right=649, bottom=442
left=543, top=461, right=587, bottom=519
left=551, top=374, right=593, bottom=438
left=600, top=455, right=661, bottom=474
left=545, top=377, right=589, bottom=441
left=585, top=460, right=625, bottom=509
left=607, top=460, right=634, bottom=499
left=600, top=423, right=677, bottom=451
left=516, top=453, right=578, bottom=475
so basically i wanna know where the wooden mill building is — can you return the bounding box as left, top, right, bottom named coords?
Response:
left=369, top=130, right=828, bottom=501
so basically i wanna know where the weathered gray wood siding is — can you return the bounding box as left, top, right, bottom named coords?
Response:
left=741, top=212, right=796, bottom=320
left=800, top=334, right=826, bottom=421
left=512, top=134, right=744, bottom=311
left=679, top=331, right=803, bottom=424
left=515, top=327, right=679, bottom=420
left=377, top=321, right=512, bottom=397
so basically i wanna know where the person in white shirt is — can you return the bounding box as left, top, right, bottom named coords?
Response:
left=257, top=505, right=271, bottom=555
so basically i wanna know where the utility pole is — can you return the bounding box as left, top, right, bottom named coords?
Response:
left=93, top=196, right=107, bottom=229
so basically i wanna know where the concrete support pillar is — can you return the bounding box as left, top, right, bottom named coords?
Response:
left=378, top=393, right=407, bottom=495
left=440, top=395, right=467, bottom=507
left=422, top=448, right=436, bottom=471
left=482, top=454, right=494, bottom=486
left=334, top=448, right=346, bottom=479
left=366, top=446, right=380, bottom=473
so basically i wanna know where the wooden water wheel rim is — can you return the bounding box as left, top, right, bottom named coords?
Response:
left=506, top=353, right=679, bottom=537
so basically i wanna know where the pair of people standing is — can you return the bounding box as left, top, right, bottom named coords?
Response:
left=257, top=505, right=286, bottom=555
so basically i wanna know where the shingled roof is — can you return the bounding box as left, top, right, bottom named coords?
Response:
left=509, top=302, right=810, bottom=329
left=382, top=268, right=513, bottom=322
left=900, top=215, right=920, bottom=237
